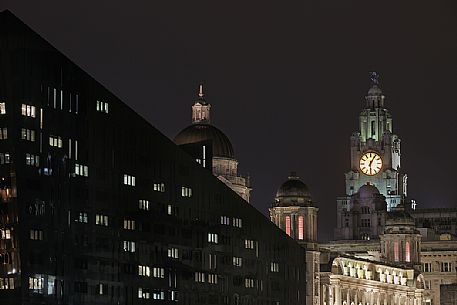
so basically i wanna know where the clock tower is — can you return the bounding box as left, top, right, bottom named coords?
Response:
left=335, top=73, right=407, bottom=240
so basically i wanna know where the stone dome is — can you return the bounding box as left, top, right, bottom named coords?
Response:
left=274, top=173, right=313, bottom=207
left=386, top=204, right=416, bottom=227
left=358, top=183, right=380, bottom=199
left=174, top=123, right=235, bottom=159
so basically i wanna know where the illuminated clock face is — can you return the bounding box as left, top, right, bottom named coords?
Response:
left=359, top=152, right=382, bottom=176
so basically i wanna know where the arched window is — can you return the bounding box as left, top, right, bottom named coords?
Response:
left=405, top=241, right=411, bottom=262
left=393, top=241, right=399, bottom=262
left=298, top=216, right=304, bottom=240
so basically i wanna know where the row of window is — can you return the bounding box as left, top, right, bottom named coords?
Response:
left=194, top=272, right=217, bottom=284
left=138, top=265, right=165, bottom=278
left=76, top=213, right=139, bottom=231
left=75, top=163, right=89, bottom=177
left=4, top=96, right=109, bottom=116
left=285, top=215, right=305, bottom=240
left=47, top=87, right=79, bottom=113
left=0, top=277, right=14, bottom=289
left=138, top=288, right=174, bottom=300
left=220, top=216, right=243, bottom=228
left=422, top=261, right=455, bottom=272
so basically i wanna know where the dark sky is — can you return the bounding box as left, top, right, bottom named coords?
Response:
left=2, top=1, right=457, bottom=241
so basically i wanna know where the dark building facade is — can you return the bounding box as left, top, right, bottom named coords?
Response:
left=0, top=10, right=306, bottom=305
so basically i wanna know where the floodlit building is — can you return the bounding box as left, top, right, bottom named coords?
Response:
left=174, top=86, right=252, bottom=203
left=269, top=172, right=320, bottom=305
left=0, top=10, right=306, bottom=305
left=270, top=75, right=457, bottom=305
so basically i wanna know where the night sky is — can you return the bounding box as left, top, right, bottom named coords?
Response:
left=2, top=1, right=457, bottom=241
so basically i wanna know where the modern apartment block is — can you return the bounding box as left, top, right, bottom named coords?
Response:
left=0, top=10, right=306, bottom=305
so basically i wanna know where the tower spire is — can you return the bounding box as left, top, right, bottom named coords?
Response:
left=192, top=83, right=211, bottom=124
left=198, top=84, right=204, bottom=98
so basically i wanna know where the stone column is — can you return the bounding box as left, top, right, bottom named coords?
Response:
left=335, top=285, right=341, bottom=305
left=329, top=285, right=334, bottom=305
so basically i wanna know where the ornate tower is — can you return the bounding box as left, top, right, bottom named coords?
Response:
left=175, top=85, right=252, bottom=202
left=269, top=172, right=320, bottom=305
left=335, top=73, right=408, bottom=240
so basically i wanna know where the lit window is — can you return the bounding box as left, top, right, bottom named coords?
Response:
left=171, top=290, right=178, bottom=301
left=233, top=217, right=242, bottom=228
left=181, top=186, right=192, bottom=197
left=123, top=241, right=136, bottom=252
left=30, top=229, right=43, bottom=240
left=208, top=253, right=217, bottom=269
left=21, top=104, right=36, bottom=117
left=194, top=272, right=205, bottom=283
left=76, top=212, right=88, bottom=223
left=139, top=199, right=149, bottom=210
left=0, top=128, right=7, bottom=139
left=245, top=239, right=255, bottom=249
left=270, top=262, right=279, bottom=273
left=441, top=262, right=452, bottom=272
left=123, top=219, right=135, bottom=230
left=285, top=216, right=291, bottom=236
left=220, top=216, right=230, bottom=225
left=0, top=103, right=5, bottom=114
left=29, top=276, right=44, bottom=293
left=152, top=267, right=165, bottom=278
left=138, top=287, right=150, bottom=299
left=138, top=265, right=150, bottom=277
left=233, top=256, right=242, bottom=267
left=97, top=283, right=107, bottom=295
left=168, top=247, right=179, bottom=259
left=21, top=128, right=35, bottom=142
left=26, top=153, right=40, bottom=167
left=245, top=278, right=255, bottom=288
left=0, top=277, right=14, bottom=289
left=393, top=241, right=399, bottom=262
left=153, top=182, right=165, bottom=192
left=75, top=164, right=89, bottom=177
left=0, top=229, right=11, bottom=239
left=96, top=100, right=109, bottom=113
left=95, top=214, right=109, bottom=226
left=298, top=216, right=304, bottom=240
left=123, top=174, right=135, bottom=186
left=49, top=135, right=62, bottom=148
left=423, top=262, right=432, bottom=272
left=0, top=153, right=10, bottom=164
left=208, top=233, right=218, bottom=244
left=152, top=291, right=165, bottom=300
left=405, top=241, right=411, bottom=262
left=167, top=204, right=173, bottom=215
left=208, top=274, right=218, bottom=284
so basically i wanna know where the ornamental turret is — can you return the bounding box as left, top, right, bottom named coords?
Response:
left=191, top=84, right=211, bottom=124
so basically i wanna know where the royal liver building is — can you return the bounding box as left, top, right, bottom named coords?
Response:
left=335, top=73, right=408, bottom=240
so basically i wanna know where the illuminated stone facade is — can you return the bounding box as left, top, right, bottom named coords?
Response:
left=175, top=86, right=252, bottom=202
left=321, top=256, right=425, bottom=305
left=269, top=173, right=320, bottom=305
left=336, top=75, right=407, bottom=240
